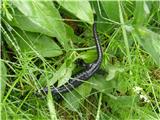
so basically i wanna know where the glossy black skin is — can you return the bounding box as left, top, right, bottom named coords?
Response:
left=39, top=21, right=103, bottom=96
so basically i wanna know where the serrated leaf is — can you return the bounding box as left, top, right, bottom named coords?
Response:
left=10, top=0, right=69, bottom=48
left=136, top=27, right=160, bottom=66
left=57, top=0, right=93, bottom=24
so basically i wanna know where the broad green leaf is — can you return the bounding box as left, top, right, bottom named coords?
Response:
left=63, top=91, right=81, bottom=111
left=6, top=28, right=62, bottom=57
left=133, top=1, right=150, bottom=25
left=105, top=96, right=138, bottom=119
left=39, top=70, right=54, bottom=86
left=80, top=50, right=97, bottom=63
left=76, top=82, right=92, bottom=97
left=38, top=56, right=75, bottom=88
left=91, top=74, right=116, bottom=94
left=107, top=96, right=137, bottom=108
left=63, top=83, right=92, bottom=111
left=101, top=1, right=119, bottom=22
left=90, top=64, right=124, bottom=94
left=0, top=61, right=7, bottom=100
left=52, top=62, right=74, bottom=87
left=92, top=1, right=118, bottom=33
left=136, top=27, right=160, bottom=66
left=105, top=65, right=124, bottom=81
left=57, top=0, right=93, bottom=24
left=10, top=1, right=69, bottom=48
left=47, top=54, right=75, bottom=86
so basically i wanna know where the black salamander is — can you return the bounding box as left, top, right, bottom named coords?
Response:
left=38, top=19, right=103, bottom=96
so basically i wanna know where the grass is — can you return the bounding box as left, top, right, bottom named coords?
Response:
left=1, top=1, right=160, bottom=120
